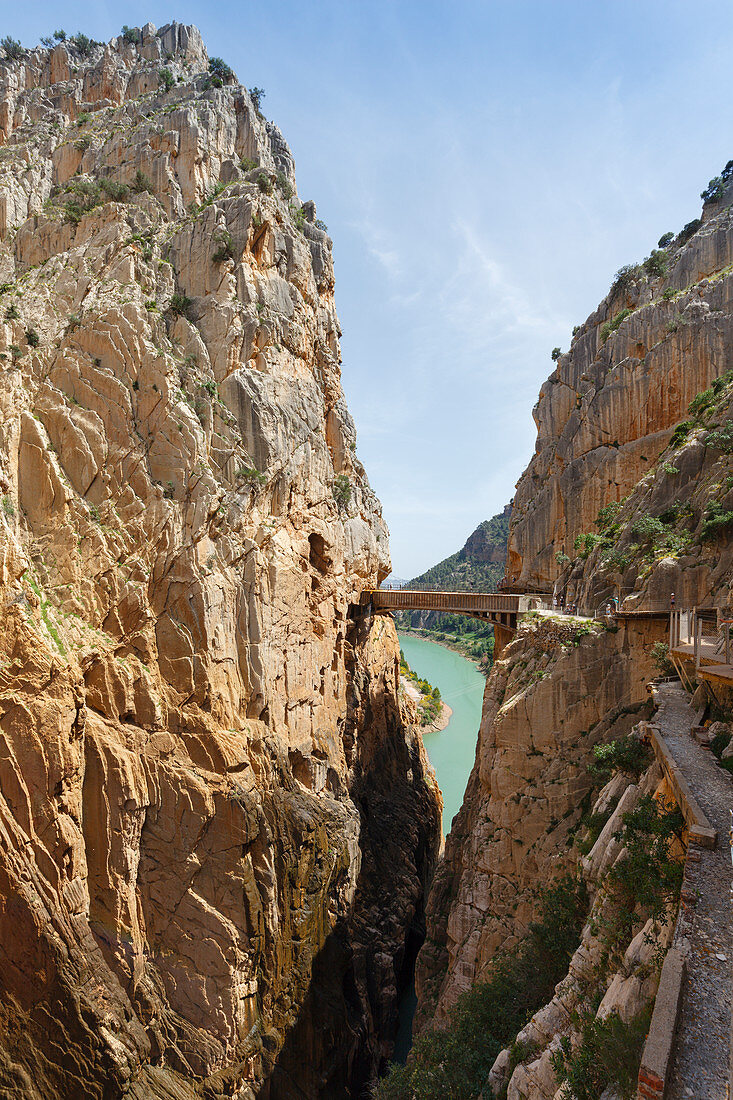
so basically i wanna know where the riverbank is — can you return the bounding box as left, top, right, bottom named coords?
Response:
left=402, top=677, right=453, bottom=731
left=398, top=628, right=487, bottom=673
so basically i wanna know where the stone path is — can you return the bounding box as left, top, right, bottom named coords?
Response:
left=655, top=683, right=733, bottom=1100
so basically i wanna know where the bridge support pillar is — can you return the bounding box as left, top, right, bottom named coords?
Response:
left=493, top=623, right=514, bottom=659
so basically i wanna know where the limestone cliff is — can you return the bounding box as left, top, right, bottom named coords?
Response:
left=0, top=24, right=440, bottom=1099
left=416, top=166, right=733, bottom=1078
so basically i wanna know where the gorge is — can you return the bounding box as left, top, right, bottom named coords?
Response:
left=1, top=17, right=733, bottom=1100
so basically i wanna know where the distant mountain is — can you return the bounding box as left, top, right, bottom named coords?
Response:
left=395, top=505, right=511, bottom=666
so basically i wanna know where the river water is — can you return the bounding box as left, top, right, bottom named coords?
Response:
left=391, top=633, right=486, bottom=1062
left=398, top=633, right=485, bottom=831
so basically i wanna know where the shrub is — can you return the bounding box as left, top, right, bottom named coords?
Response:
left=711, top=729, right=732, bottom=758
left=688, top=387, right=715, bottom=419
left=249, top=86, right=265, bottom=112
left=378, top=876, right=588, bottom=1100
left=677, top=218, right=701, bottom=245
left=256, top=172, right=273, bottom=195
left=5, top=303, right=19, bottom=320
left=658, top=231, right=674, bottom=248
left=609, top=794, right=684, bottom=920
left=573, top=532, right=604, bottom=559
left=314, top=217, right=328, bottom=232
left=596, top=500, right=622, bottom=531
left=662, top=286, right=676, bottom=300
left=275, top=170, right=293, bottom=199
left=669, top=420, right=693, bottom=448
left=333, top=473, right=351, bottom=508
left=240, top=156, right=257, bottom=172
left=555, top=551, right=571, bottom=566
left=590, top=735, right=650, bottom=782
left=168, top=293, right=192, bottom=317
left=209, top=57, right=234, bottom=82
left=9, top=344, right=22, bottom=363
left=25, top=327, right=39, bottom=347
left=71, top=33, right=94, bottom=57
left=76, top=111, right=91, bottom=126
left=159, top=67, right=175, bottom=92
left=236, top=464, right=267, bottom=485
left=551, top=1007, right=652, bottom=1100
left=701, top=175, right=724, bottom=204
left=650, top=641, right=674, bottom=677
left=212, top=230, right=234, bottom=262
left=610, top=264, right=641, bottom=298
left=99, top=177, right=130, bottom=202
left=551, top=346, right=561, bottom=361
left=121, top=25, right=139, bottom=44
left=1, top=37, right=25, bottom=60
left=700, top=500, right=733, bottom=541
left=630, top=514, right=667, bottom=543
left=132, top=168, right=153, bottom=194
left=706, top=423, right=733, bottom=453
left=661, top=462, right=679, bottom=475
left=643, top=249, right=668, bottom=278
left=2, top=495, right=15, bottom=517
left=290, top=202, right=306, bottom=231
left=600, top=308, right=632, bottom=343
left=53, top=29, right=67, bottom=42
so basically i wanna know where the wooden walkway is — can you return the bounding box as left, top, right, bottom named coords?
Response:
left=362, top=590, right=551, bottom=630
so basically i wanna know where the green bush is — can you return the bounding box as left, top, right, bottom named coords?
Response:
left=290, top=202, right=306, bottom=231
left=650, top=641, right=674, bottom=677
left=212, top=230, right=234, bottom=262
left=2, top=495, right=15, bottom=518
left=333, top=473, right=351, bottom=508
left=315, top=218, right=328, bottom=232
left=240, top=156, right=258, bottom=172
left=257, top=173, right=273, bottom=195
left=596, top=500, right=622, bottom=531
left=159, top=67, right=175, bottom=92
left=590, top=735, right=650, bottom=782
left=5, top=304, right=19, bottom=320
left=121, top=25, right=139, bottom=45
left=700, top=499, right=733, bottom=541
left=551, top=1007, right=652, bottom=1100
left=688, top=387, right=716, bottom=419
left=573, top=532, right=605, bottom=559
left=551, top=346, right=561, bottom=361
left=236, top=465, right=267, bottom=485
left=643, top=249, right=668, bottom=279
left=25, top=327, right=39, bottom=348
left=669, top=420, right=693, bottom=448
left=71, top=33, right=94, bottom=57
left=1, top=36, right=25, bottom=60
left=600, top=308, right=632, bottom=344
left=610, top=264, right=641, bottom=298
left=711, top=729, right=732, bottom=758
left=275, top=170, right=293, bottom=199
left=662, top=286, right=676, bottom=301
left=676, top=218, right=701, bottom=246
left=99, top=177, right=129, bottom=202
left=209, top=57, right=234, bottom=82
left=609, top=794, right=684, bottom=921
left=706, top=422, right=733, bottom=453
left=701, top=175, right=725, bottom=204
left=657, top=232, right=674, bottom=248
left=168, top=293, right=192, bottom=317
left=132, top=168, right=153, bottom=194
left=249, top=86, right=265, bottom=112
left=378, top=876, right=588, bottom=1100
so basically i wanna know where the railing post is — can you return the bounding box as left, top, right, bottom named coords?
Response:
left=727, top=623, right=730, bottom=667
left=696, top=612, right=702, bottom=671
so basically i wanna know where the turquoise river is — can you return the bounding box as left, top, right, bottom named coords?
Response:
left=392, top=632, right=486, bottom=1062
left=398, top=632, right=486, bottom=830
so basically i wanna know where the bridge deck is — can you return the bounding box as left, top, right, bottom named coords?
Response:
left=364, top=590, right=550, bottom=618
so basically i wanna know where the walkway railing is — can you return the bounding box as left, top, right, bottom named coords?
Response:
left=670, top=608, right=733, bottom=678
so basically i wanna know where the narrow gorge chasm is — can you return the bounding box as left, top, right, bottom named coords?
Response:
left=3, top=19, right=733, bottom=1100
left=403, top=165, right=733, bottom=1097
left=0, top=24, right=442, bottom=1100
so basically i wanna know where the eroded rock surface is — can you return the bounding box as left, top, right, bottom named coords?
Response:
left=0, top=25, right=440, bottom=1099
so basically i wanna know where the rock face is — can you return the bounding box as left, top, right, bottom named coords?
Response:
left=0, top=25, right=440, bottom=1099
left=416, top=179, right=733, bottom=1060
left=415, top=615, right=655, bottom=1026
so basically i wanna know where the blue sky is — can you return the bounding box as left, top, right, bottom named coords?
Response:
left=10, top=2, right=733, bottom=575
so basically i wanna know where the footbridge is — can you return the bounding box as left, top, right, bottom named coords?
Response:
left=361, top=589, right=551, bottom=632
